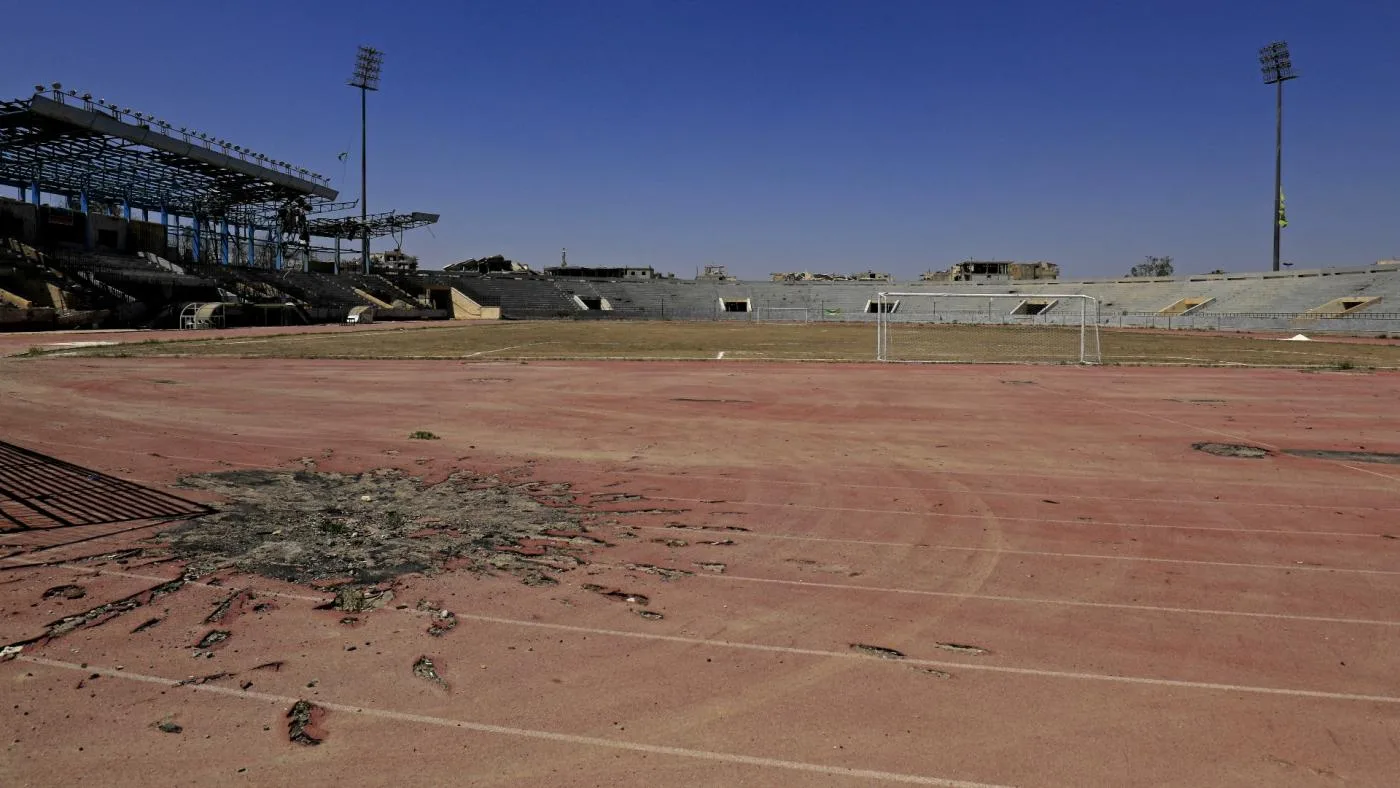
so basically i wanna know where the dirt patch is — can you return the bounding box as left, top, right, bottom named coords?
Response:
left=412, top=656, right=446, bottom=687
left=203, top=589, right=258, bottom=623
left=42, top=584, right=86, bottom=600
left=176, top=671, right=234, bottom=687
left=850, top=643, right=905, bottom=659
left=131, top=617, right=162, bottom=633
left=163, top=468, right=589, bottom=586
left=935, top=642, right=990, bottom=656
left=1192, top=442, right=1271, bottom=459
left=1284, top=449, right=1400, bottom=465
left=626, top=562, right=692, bottom=580
left=287, top=700, right=327, bottom=745
left=154, top=717, right=183, bottom=734
left=581, top=584, right=649, bottom=605
left=328, top=586, right=395, bottom=612
left=195, top=630, right=231, bottom=650
left=411, top=599, right=460, bottom=636
left=5, top=578, right=184, bottom=653
left=667, top=523, right=749, bottom=533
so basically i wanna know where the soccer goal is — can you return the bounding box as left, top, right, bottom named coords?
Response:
left=755, top=306, right=812, bottom=323
left=875, top=292, right=1102, bottom=364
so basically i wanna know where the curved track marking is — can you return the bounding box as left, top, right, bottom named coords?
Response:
left=617, top=470, right=1400, bottom=512
left=699, top=573, right=1400, bottom=626
left=639, top=496, right=1391, bottom=538
left=635, top=525, right=1400, bottom=575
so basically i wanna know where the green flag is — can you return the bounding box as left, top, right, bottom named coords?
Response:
left=1278, top=187, right=1288, bottom=229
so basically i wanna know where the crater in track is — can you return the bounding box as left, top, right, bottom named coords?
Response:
left=163, top=469, right=591, bottom=586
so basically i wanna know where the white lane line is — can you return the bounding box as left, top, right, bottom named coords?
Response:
left=698, top=574, right=1400, bottom=627
left=1336, top=462, right=1400, bottom=484
left=10, top=560, right=1400, bottom=702
left=636, top=525, right=1399, bottom=575
left=446, top=613, right=1400, bottom=703
left=617, top=470, right=1400, bottom=513
left=15, top=554, right=1396, bottom=628
left=16, top=656, right=1009, bottom=788
left=462, top=342, right=544, bottom=358
left=634, top=496, right=1387, bottom=539
left=716, top=351, right=726, bottom=360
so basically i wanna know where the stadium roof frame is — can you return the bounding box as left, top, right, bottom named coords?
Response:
left=305, top=210, right=440, bottom=240
left=0, top=91, right=338, bottom=225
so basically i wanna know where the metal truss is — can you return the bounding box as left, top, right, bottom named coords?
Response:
left=0, top=90, right=336, bottom=223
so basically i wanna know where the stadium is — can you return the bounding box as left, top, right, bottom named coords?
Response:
left=4, top=36, right=1400, bottom=788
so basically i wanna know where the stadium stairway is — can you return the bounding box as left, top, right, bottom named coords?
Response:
left=444, top=275, right=579, bottom=319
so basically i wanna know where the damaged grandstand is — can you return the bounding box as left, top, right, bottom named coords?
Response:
left=0, top=86, right=444, bottom=329
left=7, top=87, right=1400, bottom=337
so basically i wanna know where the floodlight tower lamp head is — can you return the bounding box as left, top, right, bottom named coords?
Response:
left=1259, top=41, right=1297, bottom=84
left=349, top=45, right=384, bottom=91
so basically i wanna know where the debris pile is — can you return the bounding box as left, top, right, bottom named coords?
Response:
left=164, top=469, right=589, bottom=585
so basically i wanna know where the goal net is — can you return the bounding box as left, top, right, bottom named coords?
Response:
left=875, top=292, right=1101, bottom=364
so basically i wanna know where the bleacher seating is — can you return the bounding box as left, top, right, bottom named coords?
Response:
left=437, top=275, right=579, bottom=318
left=10, top=232, right=1400, bottom=335
left=350, top=273, right=421, bottom=307
left=406, top=264, right=1400, bottom=334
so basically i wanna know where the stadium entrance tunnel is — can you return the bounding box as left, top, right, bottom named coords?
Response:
left=1305, top=296, right=1381, bottom=317
left=865, top=299, right=899, bottom=313
left=720, top=298, right=751, bottom=313
left=1011, top=298, right=1056, bottom=316
left=1159, top=297, right=1213, bottom=316
left=163, top=469, right=591, bottom=586
left=424, top=286, right=499, bottom=320
left=572, top=295, right=611, bottom=311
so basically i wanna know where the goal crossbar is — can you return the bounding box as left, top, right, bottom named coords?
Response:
left=875, top=291, right=1101, bottom=364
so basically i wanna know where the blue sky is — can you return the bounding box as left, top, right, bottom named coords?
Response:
left=5, top=0, right=1398, bottom=277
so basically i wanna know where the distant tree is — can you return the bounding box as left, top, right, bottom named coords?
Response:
left=1206, top=268, right=1226, bottom=275
left=1128, top=255, right=1174, bottom=277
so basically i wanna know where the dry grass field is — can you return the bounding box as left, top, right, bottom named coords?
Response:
left=64, top=320, right=1400, bottom=367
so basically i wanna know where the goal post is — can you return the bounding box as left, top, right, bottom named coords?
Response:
left=875, top=292, right=1102, bottom=364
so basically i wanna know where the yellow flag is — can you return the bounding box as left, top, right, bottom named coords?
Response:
left=1278, top=187, right=1288, bottom=229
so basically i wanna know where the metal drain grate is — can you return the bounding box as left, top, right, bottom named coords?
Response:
left=0, top=441, right=211, bottom=530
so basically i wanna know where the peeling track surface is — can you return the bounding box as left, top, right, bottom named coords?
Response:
left=3, top=354, right=1400, bottom=787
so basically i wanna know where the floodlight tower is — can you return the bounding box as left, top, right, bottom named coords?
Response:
left=349, top=45, right=384, bottom=275
left=1259, top=41, right=1297, bottom=272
